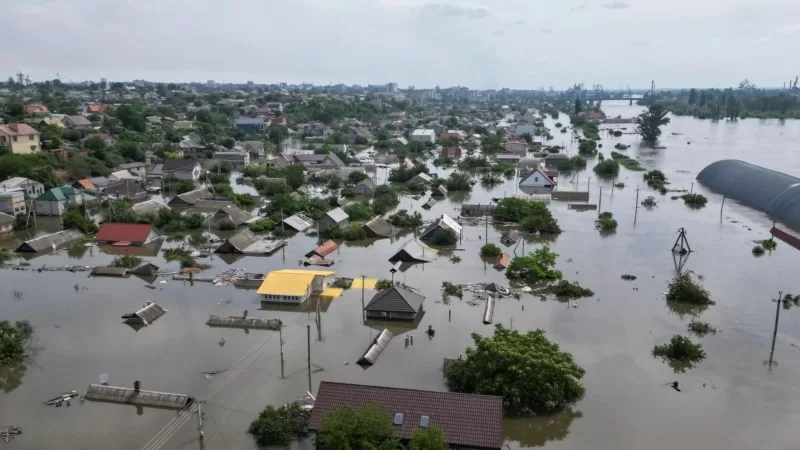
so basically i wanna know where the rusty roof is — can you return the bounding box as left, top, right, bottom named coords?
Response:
left=95, top=223, right=154, bottom=244
left=308, top=381, right=502, bottom=450
left=306, top=239, right=339, bottom=258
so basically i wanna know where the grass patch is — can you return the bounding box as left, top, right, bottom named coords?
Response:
left=610, top=151, right=645, bottom=171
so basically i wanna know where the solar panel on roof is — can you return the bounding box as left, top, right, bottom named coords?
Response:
left=419, top=415, right=430, bottom=427
left=393, top=412, right=404, bottom=425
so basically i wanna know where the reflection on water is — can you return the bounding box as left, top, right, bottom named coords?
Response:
left=665, top=300, right=709, bottom=319
left=0, top=362, right=26, bottom=394
left=503, top=408, right=583, bottom=448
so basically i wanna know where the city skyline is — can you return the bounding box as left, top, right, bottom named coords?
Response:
left=1, top=0, right=799, bottom=89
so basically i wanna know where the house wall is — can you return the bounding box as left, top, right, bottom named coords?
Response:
left=236, top=123, right=265, bottom=133
left=355, top=184, right=373, bottom=195
left=214, top=152, right=250, bottom=166
left=519, top=171, right=554, bottom=188
left=0, top=192, right=27, bottom=216
left=0, top=132, right=40, bottom=154
left=260, top=293, right=306, bottom=304
left=410, top=133, right=435, bottom=143
left=165, top=165, right=201, bottom=181
left=34, top=199, right=66, bottom=216
left=365, top=310, right=417, bottom=321
left=0, top=223, right=13, bottom=234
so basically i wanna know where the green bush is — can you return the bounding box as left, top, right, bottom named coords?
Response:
left=248, top=219, right=276, bottom=233
left=652, top=335, right=706, bottom=363
left=428, top=228, right=458, bottom=246
left=343, top=202, right=374, bottom=221
left=340, top=186, right=356, bottom=198
left=644, top=170, right=668, bottom=192
left=446, top=172, right=472, bottom=192
left=547, top=280, right=594, bottom=298
left=216, top=220, right=236, bottom=230
left=610, top=151, right=644, bottom=171
left=326, top=224, right=367, bottom=241
left=506, top=247, right=562, bottom=285
left=595, top=212, right=618, bottom=235
left=593, top=160, right=620, bottom=177
left=681, top=193, right=708, bottom=208
left=578, top=139, right=597, bottom=156
left=0, top=320, right=34, bottom=364
left=493, top=198, right=561, bottom=234
left=761, top=239, right=777, bottom=251
left=375, top=279, right=393, bottom=290
left=666, top=272, right=714, bottom=305
left=110, top=255, right=143, bottom=268
left=480, top=243, right=502, bottom=258
left=248, top=403, right=310, bottom=447
left=687, top=321, right=718, bottom=336
left=388, top=209, right=423, bottom=228
left=63, top=208, right=98, bottom=234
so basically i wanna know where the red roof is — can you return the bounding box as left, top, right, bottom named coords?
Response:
left=308, top=381, right=503, bottom=450
left=306, top=239, right=339, bottom=258
left=270, top=117, right=287, bottom=126
left=439, top=132, right=460, bottom=140
left=75, top=179, right=96, bottom=190
left=24, top=103, right=49, bottom=113
left=441, top=147, right=462, bottom=158
left=543, top=170, right=558, bottom=179
left=535, top=168, right=556, bottom=185
left=494, top=253, right=510, bottom=269
left=86, top=104, right=110, bottom=113
left=95, top=223, right=154, bottom=244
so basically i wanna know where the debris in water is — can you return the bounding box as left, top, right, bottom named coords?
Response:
left=43, top=390, right=79, bottom=406
left=159, top=280, right=167, bottom=284
left=145, top=285, right=156, bottom=290
left=218, top=337, right=226, bottom=346
left=0, top=426, right=22, bottom=443
left=621, top=274, right=637, bottom=281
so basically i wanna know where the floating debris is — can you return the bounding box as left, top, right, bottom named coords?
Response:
left=0, top=426, right=22, bottom=443
left=621, top=274, right=637, bottom=281
left=43, top=390, right=79, bottom=406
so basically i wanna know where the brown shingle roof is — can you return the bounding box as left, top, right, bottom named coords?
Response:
left=0, top=123, right=40, bottom=136
left=308, top=381, right=503, bottom=450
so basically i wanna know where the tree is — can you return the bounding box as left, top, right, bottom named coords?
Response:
left=445, top=172, right=472, bottom=191
left=506, top=246, right=562, bottom=285
left=445, top=324, right=585, bottom=412
left=0, top=320, right=34, bottom=364
left=636, top=104, right=670, bottom=145
left=268, top=124, right=289, bottom=145
left=284, top=165, right=305, bottom=190
left=519, top=132, right=533, bottom=144
left=409, top=427, right=449, bottom=450
left=347, top=170, right=369, bottom=184
left=493, top=198, right=560, bottom=234
left=84, top=136, right=107, bottom=153
left=62, top=208, right=98, bottom=234
left=220, top=137, right=235, bottom=149
left=593, top=159, right=620, bottom=177
left=574, top=98, right=583, bottom=116
left=317, top=404, right=401, bottom=450
left=247, top=403, right=310, bottom=447
left=688, top=88, right=698, bottom=106
left=480, top=243, right=502, bottom=258
left=428, top=228, right=458, bottom=246
left=343, top=202, right=374, bottom=221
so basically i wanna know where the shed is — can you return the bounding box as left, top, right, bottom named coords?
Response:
left=318, top=207, right=349, bottom=230
left=460, top=204, right=495, bottom=217
left=207, top=205, right=254, bottom=227
left=122, top=302, right=168, bottom=325
left=15, top=229, right=84, bottom=253
left=355, top=178, right=375, bottom=195
left=418, top=214, right=462, bottom=242
left=168, top=188, right=212, bottom=207
left=214, top=229, right=260, bottom=254
left=363, top=217, right=396, bottom=238
left=84, top=384, right=191, bottom=410
left=282, top=212, right=315, bottom=232
left=132, top=199, right=169, bottom=216
left=389, top=240, right=437, bottom=264
left=130, top=262, right=159, bottom=276
left=407, top=173, right=433, bottom=186
left=305, top=240, right=340, bottom=258
left=697, top=159, right=800, bottom=226
left=431, top=185, right=448, bottom=198
left=91, top=266, right=131, bottom=278
left=365, top=286, right=425, bottom=321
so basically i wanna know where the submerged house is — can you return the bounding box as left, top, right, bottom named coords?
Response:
left=256, top=269, right=335, bottom=304
left=15, top=229, right=84, bottom=253
left=519, top=167, right=556, bottom=189
left=431, top=185, right=448, bottom=198
left=418, top=214, right=462, bottom=243
left=282, top=212, right=315, bottom=232
left=206, top=205, right=255, bottom=228
left=167, top=188, right=212, bottom=207
left=389, top=240, right=437, bottom=264
left=95, top=223, right=160, bottom=246
left=317, top=207, right=349, bottom=230
left=363, top=217, right=396, bottom=238
left=305, top=240, right=339, bottom=259
left=364, top=285, right=425, bottom=321
left=460, top=204, right=495, bottom=217
left=308, top=382, right=503, bottom=450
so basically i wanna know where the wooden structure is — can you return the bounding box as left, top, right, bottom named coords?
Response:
left=206, top=314, right=282, bottom=330
left=551, top=191, right=590, bottom=202
left=84, top=384, right=193, bottom=410
left=358, top=329, right=393, bottom=366
left=568, top=203, right=598, bottom=211
left=91, top=266, right=131, bottom=278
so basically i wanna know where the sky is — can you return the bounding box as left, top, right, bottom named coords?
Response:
left=2, top=0, right=799, bottom=90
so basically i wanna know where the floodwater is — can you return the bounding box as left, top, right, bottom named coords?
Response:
left=2, top=101, right=800, bottom=449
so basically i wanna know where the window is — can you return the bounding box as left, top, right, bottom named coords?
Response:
left=381, top=312, right=387, bottom=317
left=419, top=415, right=430, bottom=427
left=393, top=413, right=404, bottom=425
left=12, top=136, right=17, bottom=142
left=31, top=145, right=37, bottom=151
left=29, top=135, right=34, bottom=140
left=534, top=177, right=539, bottom=182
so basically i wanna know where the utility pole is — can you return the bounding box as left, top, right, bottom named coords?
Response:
left=768, top=291, right=784, bottom=368
left=720, top=195, right=726, bottom=221
left=279, top=326, right=285, bottom=379
left=597, top=187, right=603, bottom=215
left=484, top=214, right=488, bottom=240
left=360, top=275, right=366, bottom=323
left=196, top=400, right=206, bottom=441
left=316, top=295, right=322, bottom=341
left=634, top=187, right=640, bottom=225
left=306, top=325, right=312, bottom=393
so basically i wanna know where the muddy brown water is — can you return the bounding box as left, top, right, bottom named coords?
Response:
left=2, top=101, right=800, bottom=449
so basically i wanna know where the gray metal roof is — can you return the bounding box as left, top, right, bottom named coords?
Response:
left=282, top=212, right=314, bottom=232
left=235, top=117, right=266, bottom=125
left=697, top=159, right=800, bottom=226
left=0, top=212, right=15, bottom=226
left=419, top=214, right=462, bottom=241
left=15, top=229, right=84, bottom=253
left=223, top=228, right=260, bottom=251
left=294, top=153, right=345, bottom=167
left=364, top=217, right=395, bottom=237
left=389, top=240, right=436, bottom=263
left=171, top=188, right=211, bottom=205
left=365, top=286, right=425, bottom=314
left=210, top=205, right=254, bottom=226
left=132, top=199, right=170, bottom=216
left=325, top=207, right=349, bottom=224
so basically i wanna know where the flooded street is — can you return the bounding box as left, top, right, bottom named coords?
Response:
left=2, top=101, right=800, bottom=449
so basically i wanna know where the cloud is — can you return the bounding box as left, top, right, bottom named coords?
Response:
left=754, top=36, right=773, bottom=43
left=778, top=23, right=800, bottom=33
left=423, top=2, right=489, bottom=19
left=514, top=19, right=526, bottom=26
left=601, top=1, right=630, bottom=9
left=540, top=28, right=553, bottom=34
left=570, top=5, right=588, bottom=12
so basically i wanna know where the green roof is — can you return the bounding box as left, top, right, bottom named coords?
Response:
left=38, top=185, right=81, bottom=201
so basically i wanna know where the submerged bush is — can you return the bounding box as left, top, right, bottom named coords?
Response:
left=761, top=239, right=777, bottom=251
left=687, top=321, right=718, bottom=336
left=666, top=272, right=714, bottom=305
left=681, top=193, right=708, bottom=208
left=480, top=243, right=502, bottom=258
left=595, top=212, right=618, bottom=235
left=652, top=335, right=706, bottom=363
left=593, top=159, right=620, bottom=177
left=752, top=245, right=765, bottom=256
left=547, top=280, right=594, bottom=299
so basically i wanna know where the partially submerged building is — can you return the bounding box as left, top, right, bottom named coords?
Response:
left=418, top=214, right=462, bottom=243
left=206, top=205, right=255, bottom=228
left=282, top=212, right=314, bottom=232
left=305, top=240, right=340, bottom=259
left=389, top=240, right=437, bottom=264
left=95, top=223, right=159, bottom=246
left=256, top=269, right=335, bottom=304
left=214, top=228, right=285, bottom=255
left=364, top=217, right=396, bottom=238
left=697, top=159, right=800, bottom=227
left=15, top=229, right=84, bottom=253
left=308, top=382, right=503, bottom=450
left=317, top=207, right=349, bottom=230
left=365, top=285, right=425, bottom=321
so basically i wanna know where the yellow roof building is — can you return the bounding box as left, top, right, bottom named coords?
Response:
left=256, top=269, right=335, bottom=297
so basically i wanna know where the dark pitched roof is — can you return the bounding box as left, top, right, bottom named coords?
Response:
left=104, top=179, right=146, bottom=197
left=162, top=159, right=199, bottom=172
left=308, top=381, right=503, bottom=450
left=365, top=285, right=424, bottom=314
left=294, top=153, right=345, bottom=167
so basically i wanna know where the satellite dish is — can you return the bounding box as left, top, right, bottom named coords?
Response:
left=99, top=374, right=109, bottom=385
